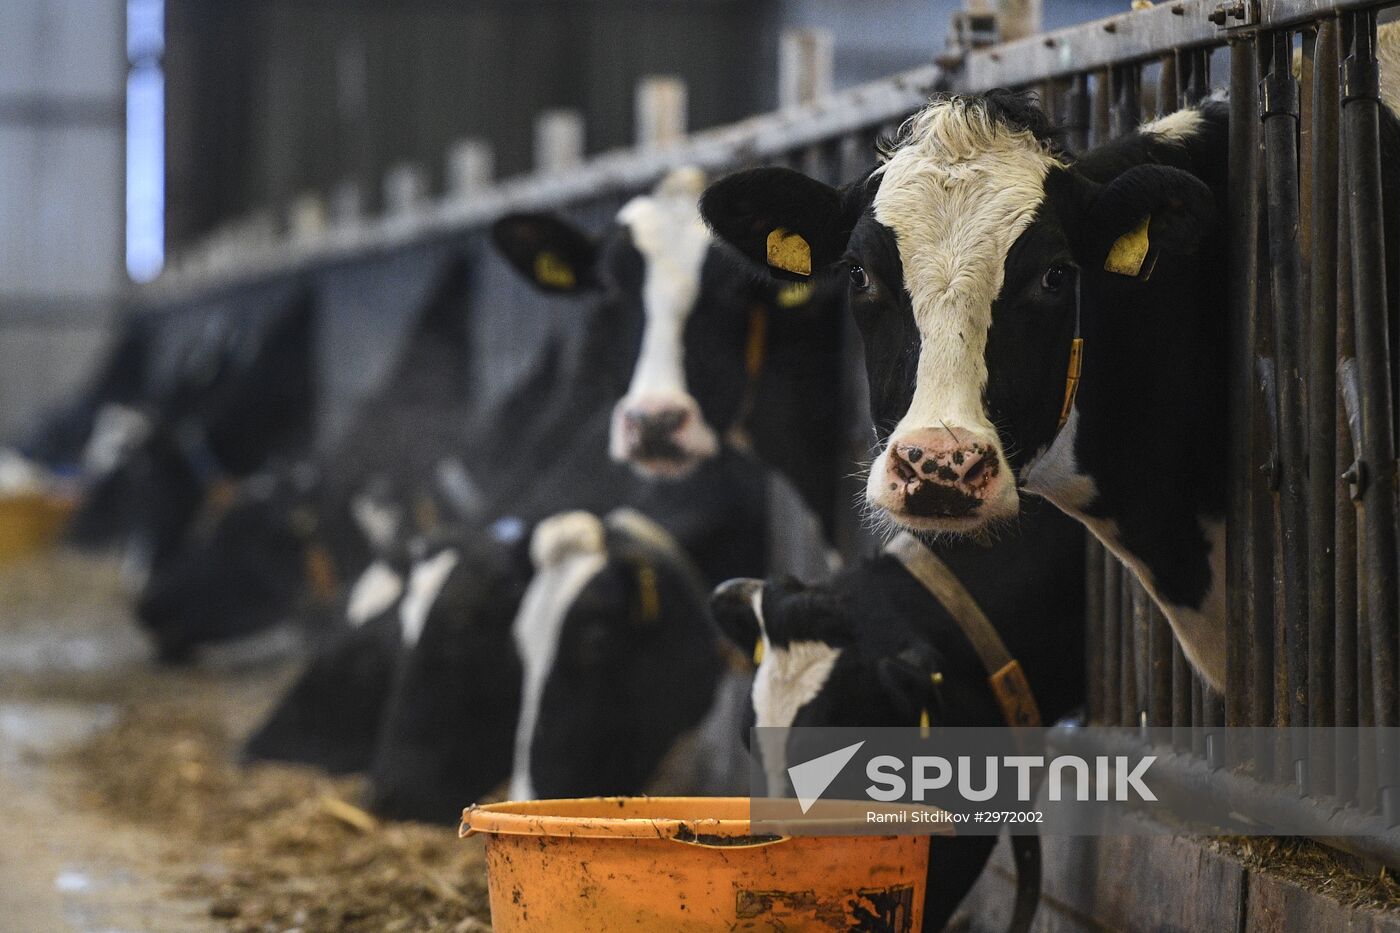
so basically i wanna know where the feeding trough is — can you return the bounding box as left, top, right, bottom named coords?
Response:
left=462, top=796, right=945, bottom=931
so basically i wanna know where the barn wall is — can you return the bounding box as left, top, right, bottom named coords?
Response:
left=162, top=0, right=782, bottom=252
left=0, top=0, right=126, bottom=443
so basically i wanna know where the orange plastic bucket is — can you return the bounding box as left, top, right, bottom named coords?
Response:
left=0, top=494, right=74, bottom=563
left=461, top=796, right=935, bottom=931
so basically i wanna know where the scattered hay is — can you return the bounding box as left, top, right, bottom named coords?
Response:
left=1212, top=836, right=1400, bottom=913
left=63, top=701, right=492, bottom=933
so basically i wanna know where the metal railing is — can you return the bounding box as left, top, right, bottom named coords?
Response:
left=135, top=0, right=1400, bottom=866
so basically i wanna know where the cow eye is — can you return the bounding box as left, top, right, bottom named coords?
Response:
left=1041, top=264, right=1073, bottom=293
left=848, top=264, right=871, bottom=292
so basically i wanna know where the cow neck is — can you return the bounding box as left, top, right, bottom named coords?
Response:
left=721, top=302, right=770, bottom=451
left=884, top=531, right=1042, bottom=729
left=884, top=529, right=1044, bottom=933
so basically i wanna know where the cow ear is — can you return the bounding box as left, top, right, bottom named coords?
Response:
left=710, top=578, right=766, bottom=659
left=1088, top=165, right=1216, bottom=280
left=491, top=212, right=599, bottom=293
left=876, top=645, right=939, bottom=725
left=702, top=168, right=853, bottom=281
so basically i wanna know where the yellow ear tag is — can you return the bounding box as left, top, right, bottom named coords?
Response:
left=930, top=671, right=944, bottom=686
left=753, top=639, right=765, bottom=665
left=1104, top=214, right=1151, bottom=277
left=534, top=251, right=577, bottom=289
left=766, top=228, right=812, bottom=277
left=636, top=564, right=661, bottom=623
left=776, top=281, right=814, bottom=309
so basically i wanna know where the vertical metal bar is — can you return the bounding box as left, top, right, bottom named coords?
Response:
left=1172, top=643, right=1192, bottom=750
left=1150, top=604, right=1173, bottom=729
left=1159, top=52, right=1180, bottom=116
left=1181, top=47, right=1211, bottom=107
left=1192, top=675, right=1206, bottom=759
left=1341, top=7, right=1399, bottom=826
left=1104, top=557, right=1123, bottom=727
left=1307, top=18, right=1341, bottom=800
left=1086, top=538, right=1106, bottom=723
left=1092, top=69, right=1111, bottom=147
left=1228, top=36, right=1262, bottom=738
left=1261, top=28, right=1312, bottom=795
left=1335, top=113, right=1360, bottom=804
left=1109, top=63, right=1141, bottom=138
left=1066, top=73, right=1091, bottom=153
left=1122, top=570, right=1141, bottom=728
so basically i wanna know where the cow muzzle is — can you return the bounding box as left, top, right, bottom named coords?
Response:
left=867, top=426, right=1017, bottom=531
left=609, top=394, right=719, bottom=478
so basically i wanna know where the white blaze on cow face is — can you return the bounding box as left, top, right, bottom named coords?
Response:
left=398, top=548, right=459, bottom=649
left=864, top=101, right=1063, bottom=532
left=84, top=403, right=152, bottom=474
left=609, top=169, right=721, bottom=477
left=747, top=587, right=842, bottom=795
left=508, top=512, right=609, bottom=801
left=351, top=493, right=402, bottom=552
left=346, top=559, right=404, bottom=628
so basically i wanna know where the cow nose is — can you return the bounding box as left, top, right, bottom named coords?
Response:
left=624, top=407, right=690, bottom=454
left=881, top=427, right=1004, bottom=519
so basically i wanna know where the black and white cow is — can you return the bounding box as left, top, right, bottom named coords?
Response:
left=492, top=168, right=849, bottom=536
left=6, top=312, right=151, bottom=480
left=710, top=503, right=1085, bottom=931
left=67, top=289, right=318, bottom=585
left=702, top=69, right=1400, bottom=688
left=135, top=258, right=492, bottom=660
left=506, top=508, right=722, bottom=800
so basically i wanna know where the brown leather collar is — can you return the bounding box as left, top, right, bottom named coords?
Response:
left=884, top=530, right=1043, bottom=933
left=885, top=531, right=1042, bottom=729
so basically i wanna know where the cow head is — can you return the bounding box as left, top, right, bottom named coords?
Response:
left=494, top=169, right=829, bottom=481
left=507, top=508, right=721, bottom=800
left=369, top=531, right=532, bottom=822
left=135, top=460, right=337, bottom=662
left=703, top=93, right=1217, bottom=537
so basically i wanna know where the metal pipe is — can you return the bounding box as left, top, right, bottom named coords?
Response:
left=1086, top=537, right=1106, bottom=723
left=1335, top=125, right=1360, bottom=804
left=1104, top=556, right=1123, bottom=727
left=1150, top=604, right=1173, bottom=729
left=1122, top=568, right=1140, bottom=729
left=1158, top=52, right=1179, bottom=116
left=1092, top=69, right=1111, bottom=147
left=1109, top=62, right=1141, bottom=138
left=1227, top=35, right=1262, bottom=740
left=1172, top=643, right=1192, bottom=751
left=1306, top=17, right=1340, bottom=798
left=1065, top=73, right=1091, bottom=153
left=1341, top=7, right=1399, bottom=826
left=1260, top=27, right=1311, bottom=796
left=1181, top=47, right=1210, bottom=107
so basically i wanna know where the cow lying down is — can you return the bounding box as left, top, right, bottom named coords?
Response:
left=711, top=505, right=1086, bottom=933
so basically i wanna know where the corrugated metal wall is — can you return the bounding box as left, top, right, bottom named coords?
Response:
left=0, top=0, right=125, bottom=442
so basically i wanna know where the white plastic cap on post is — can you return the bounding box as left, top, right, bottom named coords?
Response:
left=635, top=76, right=688, bottom=150
left=447, top=139, right=494, bottom=198
left=778, top=29, right=835, bottom=109
left=384, top=163, right=427, bottom=218
left=996, top=0, right=1042, bottom=43
left=289, top=193, right=328, bottom=242
left=534, top=109, right=585, bottom=175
